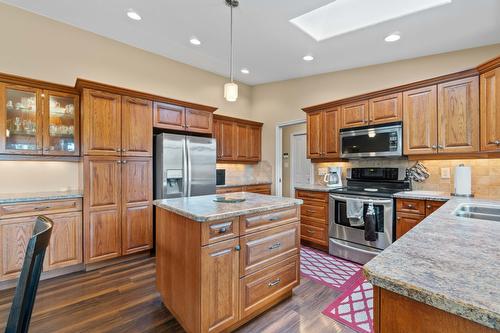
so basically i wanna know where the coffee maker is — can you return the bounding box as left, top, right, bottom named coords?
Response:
left=323, top=166, right=342, bottom=188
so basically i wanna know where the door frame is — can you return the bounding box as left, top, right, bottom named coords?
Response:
left=289, top=132, right=313, bottom=197
left=275, top=118, right=306, bottom=197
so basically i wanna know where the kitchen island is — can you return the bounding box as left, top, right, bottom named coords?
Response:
left=364, top=196, right=500, bottom=333
left=153, top=192, right=303, bottom=333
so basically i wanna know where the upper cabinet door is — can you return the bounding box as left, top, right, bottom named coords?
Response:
left=341, top=100, right=368, bottom=128
left=480, top=68, right=500, bottom=152
left=121, top=96, right=153, bottom=157
left=323, top=108, right=339, bottom=158
left=82, top=89, right=121, bottom=156
left=235, top=123, right=249, bottom=160
left=153, top=102, right=185, bottom=131
left=437, top=77, right=479, bottom=153
left=218, top=120, right=236, bottom=161
left=43, top=91, right=80, bottom=156
left=185, top=108, right=213, bottom=134
left=307, top=111, right=323, bottom=159
left=248, top=125, right=262, bottom=161
left=368, top=93, right=402, bottom=125
left=0, top=84, right=43, bottom=155
left=403, top=86, right=438, bottom=155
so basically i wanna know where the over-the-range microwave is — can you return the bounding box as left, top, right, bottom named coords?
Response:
left=340, top=122, right=402, bottom=158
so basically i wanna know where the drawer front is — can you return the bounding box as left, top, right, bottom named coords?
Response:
left=301, top=215, right=326, bottom=227
left=240, top=255, right=299, bottom=319
left=216, top=187, right=243, bottom=194
left=396, top=199, right=425, bottom=215
left=425, top=200, right=446, bottom=216
left=295, top=190, right=328, bottom=203
left=240, top=206, right=299, bottom=235
left=201, top=218, right=239, bottom=246
left=300, top=223, right=328, bottom=246
left=244, top=184, right=271, bottom=193
left=0, top=199, right=82, bottom=219
left=240, top=222, right=299, bottom=276
left=301, top=203, right=326, bottom=220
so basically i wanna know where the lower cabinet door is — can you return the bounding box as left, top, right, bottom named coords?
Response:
left=201, top=238, right=240, bottom=333
left=396, top=213, right=424, bottom=239
left=240, top=255, right=299, bottom=319
left=86, top=209, right=121, bottom=263
left=122, top=205, right=152, bottom=255
left=45, top=212, right=83, bottom=270
left=0, top=216, right=36, bottom=281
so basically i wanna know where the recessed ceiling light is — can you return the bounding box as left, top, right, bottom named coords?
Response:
left=240, top=68, right=250, bottom=74
left=126, top=9, right=142, bottom=21
left=190, top=37, right=201, bottom=45
left=303, top=55, right=314, bottom=62
left=290, top=0, right=451, bottom=42
left=385, top=32, right=401, bottom=42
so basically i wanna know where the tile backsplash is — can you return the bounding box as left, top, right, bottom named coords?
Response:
left=217, top=161, right=272, bottom=185
left=314, top=158, right=500, bottom=199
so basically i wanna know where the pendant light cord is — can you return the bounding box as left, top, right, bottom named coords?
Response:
left=230, top=2, right=234, bottom=83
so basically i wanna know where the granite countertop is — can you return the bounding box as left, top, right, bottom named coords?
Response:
left=153, top=192, right=303, bottom=222
left=393, top=190, right=452, bottom=201
left=0, top=190, right=83, bottom=204
left=364, top=197, right=500, bottom=330
left=294, top=184, right=341, bottom=192
left=216, top=181, right=272, bottom=188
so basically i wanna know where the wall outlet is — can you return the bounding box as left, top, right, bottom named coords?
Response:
left=440, top=167, right=451, bottom=179
left=318, top=167, right=328, bottom=176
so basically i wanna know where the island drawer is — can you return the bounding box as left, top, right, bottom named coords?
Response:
left=0, top=198, right=82, bottom=219
left=301, top=203, right=326, bottom=220
left=396, top=199, right=426, bottom=215
left=240, top=206, right=299, bottom=235
left=295, top=190, right=328, bottom=203
left=201, top=218, right=240, bottom=246
left=300, top=223, right=328, bottom=246
left=216, top=186, right=243, bottom=194
left=239, top=255, right=299, bottom=319
left=239, top=221, right=299, bottom=276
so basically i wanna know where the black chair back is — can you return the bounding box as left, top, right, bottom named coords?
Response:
left=5, top=216, right=53, bottom=333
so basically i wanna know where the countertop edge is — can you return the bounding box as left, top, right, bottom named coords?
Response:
left=0, top=192, right=84, bottom=204
left=363, top=267, right=499, bottom=330
left=393, top=192, right=451, bottom=201
left=217, top=181, right=272, bottom=188
left=154, top=200, right=303, bottom=222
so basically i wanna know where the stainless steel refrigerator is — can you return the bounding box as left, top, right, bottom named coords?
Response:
left=155, top=133, right=216, bottom=199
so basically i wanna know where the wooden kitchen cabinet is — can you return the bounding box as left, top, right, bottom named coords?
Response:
left=437, top=77, right=479, bottom=153
left=341, top=100, right=369, bottom=128
left=122, top=96, right=153, bottom=157
left=306, top=108, right=339, bottom=159
left=82, top=89, right=122, bottom=156
left=403, top=85, right=438, bottom=155
left=153, top=102, right=213, bottom=134
left=395, top=198, right=447, bottom=239
left=185, top=108, right=213, bottom=134
left=0, top=198, right=83, bottom=282
left=480, top=67, right=500, bottom=152
left=295, top=190, right=329, bottom=249
left=213, top=115, right=263, bottom=163
left=368, top=93, right=402, bottom=125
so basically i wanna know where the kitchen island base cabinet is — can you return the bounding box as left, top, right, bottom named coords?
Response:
left=373, top=286, right=496, bottom=333
left=155, top=206, right=300, bottom=333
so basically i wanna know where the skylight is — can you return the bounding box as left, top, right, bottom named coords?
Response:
left=290, top=0, right=452, bottom=42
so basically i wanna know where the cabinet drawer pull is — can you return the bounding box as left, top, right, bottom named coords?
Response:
left=211, top=249, right=231, bottom=257
left=495, top=140, right=500, bottom=145
left=426, top=205, right=431, bottom=209
left=268, top=278, right=281, bottom=287
left=268, top=242, right=281, bottom=250
left=34, top=206, right=50, bottom=211
left=210, top=222, right=232, bottom=234
left=219, top=227, right=227, bottom=233
left=306, top=229, right=315, bottom=234
left=407, top=204, right=414, bottom=209
left=306, top=209, right=316, bottom=213
left=268, top=216, right=279, bottom=222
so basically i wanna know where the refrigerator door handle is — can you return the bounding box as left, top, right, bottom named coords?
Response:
left=186, top=138, right=192, bottom=197
left=182, top=138, right=189, bottom=197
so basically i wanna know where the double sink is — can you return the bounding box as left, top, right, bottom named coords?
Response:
left=453, top=203, right=500, bottom=222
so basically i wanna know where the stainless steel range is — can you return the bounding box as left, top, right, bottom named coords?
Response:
left=328, top=167, right=410, bottom=264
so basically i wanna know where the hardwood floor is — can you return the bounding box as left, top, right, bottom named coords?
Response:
left=0, top=256, right=356, bottom=333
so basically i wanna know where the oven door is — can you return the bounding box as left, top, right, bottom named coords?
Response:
left=329, top=194, right=393, bottom=250
left=340, top=123, right=402, bottom=158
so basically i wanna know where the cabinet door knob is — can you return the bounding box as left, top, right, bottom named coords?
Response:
left=234, top=245, right=241, bottom=251
left=122, top=160, right=127, bottom=164
left=115, top=148, right=120, bottom=152
left=427, top=205, right=431, bottom=209
left=431, top=145, right=437, bottom=149
left=438, top=144, right=444, bottom=149
left=219, top=227, right=227, bottom=234
left=495, top=140, right=500, bottom=145
left=407, top=204, right=413, bottom=208
left=397, top=217, right=401, bottom=220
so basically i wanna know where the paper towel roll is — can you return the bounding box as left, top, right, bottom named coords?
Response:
left=454, top=165, right=472, bottom=196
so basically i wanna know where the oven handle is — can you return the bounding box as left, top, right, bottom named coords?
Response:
left=329, top=194, right=393, bottom=205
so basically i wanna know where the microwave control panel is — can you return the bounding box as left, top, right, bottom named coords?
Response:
left=389, top=132, right=398, bottom=151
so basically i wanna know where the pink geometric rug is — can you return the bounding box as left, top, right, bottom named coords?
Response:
left=300, top=246, right=363, bottom=291
left=322, top=274, right=374, bottom=333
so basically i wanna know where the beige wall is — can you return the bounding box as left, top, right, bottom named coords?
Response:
left=0, top=3, right=252, bottom=194
left=281, top=123, right=307, bottom=197
left=252, top=44, right=500, bottom=193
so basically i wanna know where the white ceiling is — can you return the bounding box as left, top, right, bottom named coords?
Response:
left=2, top=0, right=500, bottom=85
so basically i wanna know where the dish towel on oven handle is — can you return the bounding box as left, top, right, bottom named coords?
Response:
left=347, top=199, right=364, bottom=227
left=364, top=201, right=378, bottom=241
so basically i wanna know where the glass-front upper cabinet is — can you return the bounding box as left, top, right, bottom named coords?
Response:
left=0, top=84, right=43, bottom=154
left=43, top=91, right=79, bottom=156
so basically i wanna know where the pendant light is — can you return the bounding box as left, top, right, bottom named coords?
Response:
left=224, top=0, right=239, bottom=102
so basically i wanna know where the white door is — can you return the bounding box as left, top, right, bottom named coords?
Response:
left=290, top=133, right=312, bottom=196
